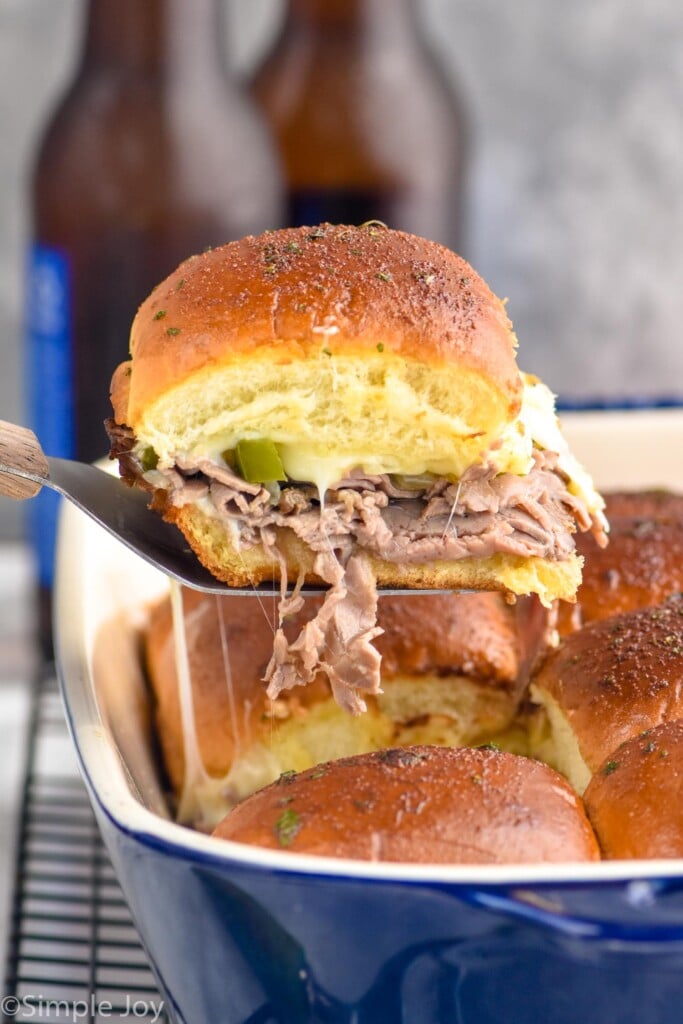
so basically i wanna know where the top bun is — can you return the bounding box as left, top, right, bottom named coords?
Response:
left=557, top=491, right=683, bottom=636
left=531, top=594, right=683, bottom=793
left=212, top=745, right=600, bottom=864
left=584, top=720, right=683, bottom=859
left=111, top=223, right=522, bottom=480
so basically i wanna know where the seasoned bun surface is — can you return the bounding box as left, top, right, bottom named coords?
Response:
left=112, top=224, right=522, bottom=478
left=373, top=592, right=538, bottom=684
left=557, top=491, right=683, bottom=635
left=584, top=721, right=683, bottom=859
left=212, top=745, right=600, bottom=864
left=598, top=490, right=683, bottom=521
left=531, top=596, right=683, bottom=791
left=119, top=223, right=521, bottom=421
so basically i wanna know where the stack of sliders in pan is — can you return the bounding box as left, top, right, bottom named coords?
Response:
left=106, top=223, right=681, bottom=864
left=146, top=486, right=683, bottom=863
left=528, top=490, right=683, bottom=859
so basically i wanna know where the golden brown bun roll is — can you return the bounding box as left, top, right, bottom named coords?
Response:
left=530, top=595, right=683, bottom=793
left=145, top=589, right=544, bottom=824
left=584, top=721, right=683, bottom=859
left=113, top=223, right=521, bottom=444
left=557, top=491, right=683, bottom=636
left=212, top=745, right=601, bottom=864
left=374, top=592, right=545, bottom=684
left=599, top=490, right=683, bottom=521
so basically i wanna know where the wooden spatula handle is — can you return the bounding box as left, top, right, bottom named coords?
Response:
left=0, top=420, right=50, bottom=499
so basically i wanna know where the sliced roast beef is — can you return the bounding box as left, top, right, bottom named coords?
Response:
left=106, top=422, right=606, bottom=712
left=173, top=449, right=596, bottom=566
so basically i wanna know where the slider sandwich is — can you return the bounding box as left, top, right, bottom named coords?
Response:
left=108, top=224, right=606, bottom=713
left=556, top=490, right=683, bottom=636
left=584, top=720, right=683, bottom=860
left=145, top=587, right=544, bottom=826
left=530, top=594, right=683, bottom=793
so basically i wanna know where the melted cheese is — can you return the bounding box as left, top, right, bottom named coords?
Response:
left=170, top=582, right=211, bottom=826
left=490, top=374, right=607, bottom=527
left=170, top=582, right=286, bottom=829
left=143, top=372, right=605, bottom=528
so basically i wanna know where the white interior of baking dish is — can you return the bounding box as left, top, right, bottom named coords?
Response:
left=54, top=408, right=683, bottom=884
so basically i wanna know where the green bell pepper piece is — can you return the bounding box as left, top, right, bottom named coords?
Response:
left=235, top=439, right=287, bottom=483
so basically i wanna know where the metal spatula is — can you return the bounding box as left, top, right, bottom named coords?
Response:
left=0, top=420, right=443, bottom=596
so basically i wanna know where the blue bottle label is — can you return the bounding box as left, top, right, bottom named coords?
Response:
left=25, top=243, right=74, bottom=587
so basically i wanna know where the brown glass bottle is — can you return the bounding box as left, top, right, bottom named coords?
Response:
left=250, top=0, right=467, bottom=251
left=25, top=0, right=283, bottom=656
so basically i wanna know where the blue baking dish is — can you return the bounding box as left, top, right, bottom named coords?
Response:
left=54, top=409, right=683, bottom=1024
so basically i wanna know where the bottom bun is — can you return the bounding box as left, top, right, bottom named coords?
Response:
left=165, top=501, right=582, bottom=605
left=212, top=745, right=600, bottom=864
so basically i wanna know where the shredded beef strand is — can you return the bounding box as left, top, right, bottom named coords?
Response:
left=264, top=551, right=383, bottom=715
left=104, top=419, right=142, bottom=488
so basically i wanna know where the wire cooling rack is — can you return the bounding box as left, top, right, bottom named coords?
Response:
left=2, top=668, right=168, bottom=1023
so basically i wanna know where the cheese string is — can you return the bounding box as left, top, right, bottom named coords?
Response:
left=170, top=581, right=211, bottom=825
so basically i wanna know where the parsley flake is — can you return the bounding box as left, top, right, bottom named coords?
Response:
left=275, top=808, right=301, bottom=847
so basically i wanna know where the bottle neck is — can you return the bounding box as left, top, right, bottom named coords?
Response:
left=283, top=0, right=419, bottom=43
left=80, top=0, right=225, bottom=79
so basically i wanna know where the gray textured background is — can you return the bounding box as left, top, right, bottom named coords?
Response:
left=2, top=0, right=683, bottom=538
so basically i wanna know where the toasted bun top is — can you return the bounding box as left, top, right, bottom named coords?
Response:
left=584, top=720, right=683, bottom=859
left=375, top=592, right=535, bottom=685
left=597, top=490, right=683, bottom=521
left=557, top=492, right=683, bottom=636
left=111, top=224, right=523, bottom=479
left=212, top=745, right=600, bottom=864
left=533, top=595, right=683, bottom=772
left=115, top=224, right=520, bottom=424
